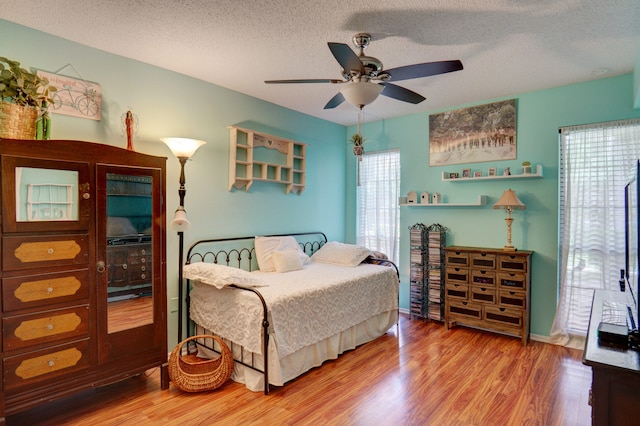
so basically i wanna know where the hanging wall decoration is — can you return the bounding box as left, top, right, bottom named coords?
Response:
left=36, top=66, right=102, bottom=121
left=428, top=99, right=516, bottom=166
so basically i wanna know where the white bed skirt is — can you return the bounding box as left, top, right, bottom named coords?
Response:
left=196, top=309, right=398, bottom=392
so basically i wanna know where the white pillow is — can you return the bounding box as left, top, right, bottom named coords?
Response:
left=311, top=241, right=371, bottom=267
left=272, top=249, right=304, bottom=273
left=183, top=262, right=265, bottom=289
left=254, top=236, right=309, bottom=272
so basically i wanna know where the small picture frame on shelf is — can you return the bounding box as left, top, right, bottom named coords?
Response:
left=488, top=167, right=497, bottom=176
left=449, top=172, right=459, bottom=179
left=473, top=171, right=482, bottom=177
left=462, top=168, right=471, bottom=178
left=503, top=167, right=511, bottom=176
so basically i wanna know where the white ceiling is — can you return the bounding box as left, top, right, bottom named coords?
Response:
left=2, top=1, right=639, bottom=126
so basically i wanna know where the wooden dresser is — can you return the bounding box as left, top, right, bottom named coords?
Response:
left=444, top=246, right=533, bottom=345
left=0, top=139, right=168, bottom=423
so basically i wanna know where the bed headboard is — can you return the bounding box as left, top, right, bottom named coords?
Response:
left=185, top=231, right=328, bottom=271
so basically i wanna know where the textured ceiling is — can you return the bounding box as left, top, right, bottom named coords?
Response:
left=2, top=0, right=639, bottom=126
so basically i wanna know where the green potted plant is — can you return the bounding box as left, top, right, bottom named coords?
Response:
left=0, top=56, right=56, bottom=139
left=350, top=133, right=366, bottom=156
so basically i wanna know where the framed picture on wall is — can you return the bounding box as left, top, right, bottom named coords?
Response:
left=488, top=167, right=497, bottom=176
left=462, top=168, right=471, bottom=178
left=429, top=99, right=517, bottom=166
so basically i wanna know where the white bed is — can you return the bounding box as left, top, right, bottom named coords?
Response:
left=181, top=232, right=399, bottom=393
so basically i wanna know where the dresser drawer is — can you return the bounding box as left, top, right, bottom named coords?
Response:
left=2, top=270, right=89, bottom=312
left=445, top=251, right=469, bottom=267
left=498, top=272, right=527, bottom=291
left=4, top=305, right=90, bottom=351
left=447, top=300, right=481, bottom=321
left=3, top=234, right=89, bottom=271
left=498, top=254, right=528, bottom=273
left=498, top=290, right=527, bottom=309
left=445, top=283, right=469, bottom=301
left=4, top=339, right=90, bottom=391
left=484, top=305, right=524, bottom=330
left=471, top=286, right=496, bottom=304
left=471, top=269, right=496, bottom=287
left=445, top=267, right=469, bottom=285
left=470, top=252, right=496, bottom=269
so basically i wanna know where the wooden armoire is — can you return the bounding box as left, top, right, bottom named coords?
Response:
left=0, top=139, right=168, bottom=423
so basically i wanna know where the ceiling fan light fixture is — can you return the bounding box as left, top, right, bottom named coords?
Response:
left=340, top=82, right=383, bottom=108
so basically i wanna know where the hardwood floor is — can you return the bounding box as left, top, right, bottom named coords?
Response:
left=7, top=314, right=592, bottom=425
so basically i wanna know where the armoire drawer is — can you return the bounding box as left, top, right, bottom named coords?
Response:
left=3, top=338, right=90, bottom=391
left=484, top=305, right=524, bottom=330
left=447, top=300, right=482, bottom=321
left=3, top=234, right=89, bottom=271
left=498, top=272, right=527, bottom=291
left=498, top=290, right=527, bottom=309
left=445, top=251, right=469, bottom=267
left=498, top=254, right=528, bottom=273
left=470, top=252, right=496, bottom=269
left=3, top=305, right=90, bottom=351
left=2, top=269, right=89, bottom=312
left=471, top=269, right=496, bottom=286
left=471, top=286, right=496, bottom=304
left=445, top=283, right=469, bottom=301
left=445, top=267, right=469, bottom=285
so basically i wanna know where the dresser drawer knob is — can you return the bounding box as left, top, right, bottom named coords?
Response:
left=47, top=248, right=54, bottom=254
left=141, top=266, right=146, bottom=272
left=122, top=264, right=128, bottom=270
left=141, top=249, right=146, bottom=255
left=47, top=324, right=54, bottom=330
left=141, top=258, right=146, bottom=263
left=48, top=360, right=55, bottom=367
left=47, top=287, right=54, bottom=294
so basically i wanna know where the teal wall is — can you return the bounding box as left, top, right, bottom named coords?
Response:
left=1, top=20, right=347, bottom=346
left=3, top=19, right=640, bottom=342
left=346, top=74, right=640, bottom=338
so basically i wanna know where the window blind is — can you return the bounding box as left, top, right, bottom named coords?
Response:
left=356, top=149, right=401, bottom=264
left=552, top=119, right=640, bottom=345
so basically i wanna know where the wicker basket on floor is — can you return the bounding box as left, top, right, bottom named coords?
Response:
left=168, top=334, right=234, bottom=392
left=0, top=102, right=38, bottom=140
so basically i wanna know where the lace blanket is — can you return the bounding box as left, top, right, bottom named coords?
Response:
left=189, top=262, right=398, bottom=358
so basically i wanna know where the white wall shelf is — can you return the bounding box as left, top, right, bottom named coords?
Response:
left=399, top=195, right=487, bottom=207
left=442, top=164, right=543, bottom=182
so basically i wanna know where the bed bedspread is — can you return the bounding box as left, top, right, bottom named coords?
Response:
left=189, top=262, right=398, bottom=358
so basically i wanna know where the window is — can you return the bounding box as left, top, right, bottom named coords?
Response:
left=356, top=149, right=400, bottom=263
left=551, top=119, right=640, bottom=346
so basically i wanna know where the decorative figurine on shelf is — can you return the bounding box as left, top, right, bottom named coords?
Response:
left=432, top=193, right=442, bottom=204
left=122, top=109, right=139, bottom=151
left=522, top=161, right=532, bottom=174
left=503, top=167, right=511, bottom=176
left=421, top=192, right=430, bottom=204
left=407, top=191, right=417, bottom=204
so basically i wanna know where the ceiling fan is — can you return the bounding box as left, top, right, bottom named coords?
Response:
left=265, top=33, right=463, bottom=110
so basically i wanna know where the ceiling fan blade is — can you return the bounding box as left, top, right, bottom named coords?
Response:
left=328, top=42, right=364, bottom=75
left=385, top=60, right=463, bottom=82
left=324, top=92, right=345, bottom=109
left=265, top=78, right=343, bottom=84
left=380, top=83, right=426, bottom=104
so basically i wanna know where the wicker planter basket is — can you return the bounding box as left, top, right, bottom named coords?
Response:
left=168, top=335, right=234, bottom=392
left=0, top=102, right=38, bottom=140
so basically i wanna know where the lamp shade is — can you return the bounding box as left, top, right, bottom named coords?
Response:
left=170, top=207, right=191, bottom=232
left=340, top=82, right=384, bottom=108
left=161, top=137, right=206, bottom=159
left=493, top=189, right=526, bottom=210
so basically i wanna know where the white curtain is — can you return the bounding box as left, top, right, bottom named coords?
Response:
left=551, top=119, right=640, bottom=347
left=356, top=149, right=401, bottom=263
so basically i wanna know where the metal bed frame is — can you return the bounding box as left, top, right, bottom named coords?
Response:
left=178, top=231, right=399, bottom=394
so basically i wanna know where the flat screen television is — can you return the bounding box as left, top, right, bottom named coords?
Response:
left=624, top=159, right=640, bottom=342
